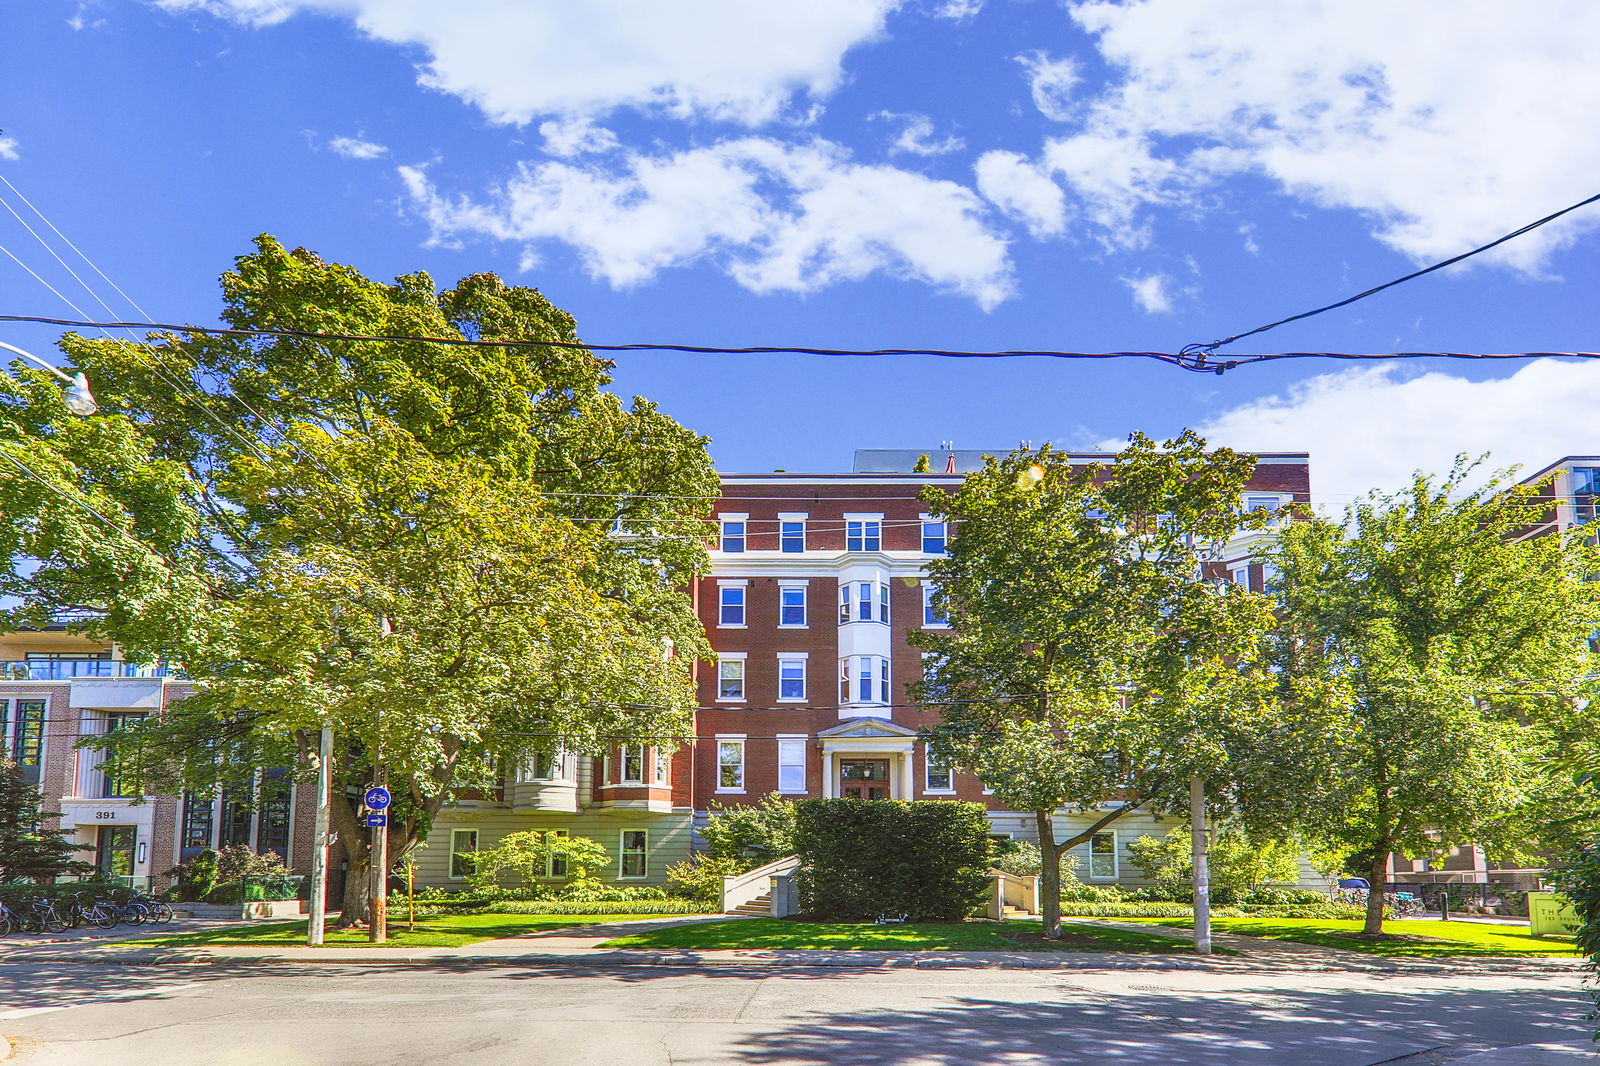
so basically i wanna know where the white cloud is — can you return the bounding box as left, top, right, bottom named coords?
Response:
left=1016, top=51, right=1080, bottom=122
left=401, top=139, right=1015, bottom=308
left=931, top=0, right=984, bottom=19
left=874, top=112, right=963, bottom=156
left=974, top=150, right=1066, bottom=238
left=538, top=117, right=620, bottom=158
left=1042, top=130, right=1179, bottom=249
left=1190, top=360, right=1600, bottom=500
left=156, top=0, right=901, bottom=126
left=1058, top=0, right=1600, bottom=269
left=1121, top=273, right=1171, bottom=314
left=0, top=136, right=18, bottom=161
left=327, top=135, right=388, bottom=160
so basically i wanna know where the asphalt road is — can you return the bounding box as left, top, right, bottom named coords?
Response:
left=0, top=957, right=1590, bottom=1066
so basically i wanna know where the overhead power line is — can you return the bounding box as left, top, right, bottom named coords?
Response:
left=1, top=312, right=1599, bottom=376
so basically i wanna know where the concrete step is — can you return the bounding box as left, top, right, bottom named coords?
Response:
left=731, top=894, right=773, bottom=917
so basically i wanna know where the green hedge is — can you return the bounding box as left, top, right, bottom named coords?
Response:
left=1056, top=900, right=1368, bottom=920
left=794, top=798, right=990, bottom=920
left=482, top=900, right=713, bottom=915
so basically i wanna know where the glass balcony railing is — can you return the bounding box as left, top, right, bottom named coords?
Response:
left=0, top=661, right=173, bottom=681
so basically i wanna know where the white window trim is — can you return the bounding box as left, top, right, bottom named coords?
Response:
left=1085, top=829, right=1119, bottom=880
left=843, top=513, right=885, bottom=552
left=922, top=581, right=950, bottom=629
left=715, top=734, right=747, bottom=794
left=778, top=581, right=809, bottom=629
left=923, top=748, right=955, bottom=795
left=539, top=828, right=571, bottom=880
left=618, top=828, right=649, bottom=880
left=776, top=653, right=808, bottom=703
left=776, top=734, right=808, bottom=795
left=716, top=654, right=747, bottom=703
left=448, top=828, right=479, bottom=881
left=716, top=580, right=748, bottom=629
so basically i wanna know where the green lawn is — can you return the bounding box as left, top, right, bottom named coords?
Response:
left=126, top=912, right=673, bottom=949
left=1129, top=916, right=1580, bottom=958
left=598, top=917, right=1198, bottom=953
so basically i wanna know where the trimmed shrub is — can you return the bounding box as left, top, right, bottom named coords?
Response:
left=1059, top=902, right=1198, bottom=918
left=794, top=798, right=990, bottom=920
left=1055, top=900, right=1367, bottom=920
left=482, top=899, right=713, bottom=916
left=205, top=881, right=243, bottom=905
left=665, top=854, right=749, bottom=905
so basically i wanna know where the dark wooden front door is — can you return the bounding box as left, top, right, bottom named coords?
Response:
left=840, top=758, right=890, bottom=800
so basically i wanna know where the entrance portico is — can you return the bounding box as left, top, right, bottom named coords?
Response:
left=816, top=718, right=919, bottom=800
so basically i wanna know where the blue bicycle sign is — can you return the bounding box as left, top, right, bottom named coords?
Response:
left=364, top=786, right=392, bottom=810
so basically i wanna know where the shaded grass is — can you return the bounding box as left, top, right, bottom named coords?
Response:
left=598, top=917, right=1198, bottom=953
left=125, top=912, right=671, bottom=949
left=1128, top=916, right=1580, bottom=957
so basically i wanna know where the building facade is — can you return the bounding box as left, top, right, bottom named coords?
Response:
left=0, top=624, right=317, bottom=891
left=421, top=447, right=1318, bottom=891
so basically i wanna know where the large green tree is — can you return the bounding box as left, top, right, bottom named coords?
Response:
left=0, top=236, right=717, bottom=923
left=912, top=433, right=1281, bottom=937
left=0, top=759, right=94, bottom=882
left=1269, top=461, right=1600, bottom=934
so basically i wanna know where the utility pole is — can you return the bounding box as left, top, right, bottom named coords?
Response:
left=306, top=725, right=332, bottom=946
left=368, top=763, right=388, bottom=943
left=1190, top=776, right=1212, bottom=956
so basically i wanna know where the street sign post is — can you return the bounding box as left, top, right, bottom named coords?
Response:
left=365, top=813, right=387, bottom=828
left=364, top=787, right=392, bottom=810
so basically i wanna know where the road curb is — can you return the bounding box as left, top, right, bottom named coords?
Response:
left=7, top=945, right=1586, bottom=976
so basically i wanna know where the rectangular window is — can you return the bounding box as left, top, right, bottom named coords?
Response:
left=777, top=739, right=806, bottom=793
left=181, top=793, right=214, bottom=858
left=778, top=658, right=806, bottom=701
left=717, top=741, right=745, bottom=790
left=858, top=656, right=875, bottom=704
left=1230, top=566, right=1249, bottom=587
left=923, top=583, right=948, bottom=627
left=718, top=585, right=745, bottom=626
left=620, top=829, right=648, bottom=879
left=653, top=750, right=669, bottom=785
left=1574, top=467, right=1600, bottom=496
left=717, top=658, right=745, bottom=700
left=838, top=583, right=852, bottom=624
left=1089, top=831, right=1117, bottom=879
left=926, top=752, right=953, bottom=792
left=921, top=520, right=947, bottom=555
left=779, top=585, right=807, bottom=627
left=532, top=747, right=569, bottom=780
left=780, top=520, right=806, bottom=553
left=880, top=583, right=890, bottom=625
left=846, top=520, right=881, bottom=552
left=880, top=657, right=891, bottom=704
left=857, top=581, right=873, bottom=623
left=450, top=829, right=479, bottom=879
left=256, top=777, right=292, bottom=859
left=1243, top=495, right=1285, bottom=526
left=620, top=744, right=644, bottom=783
left=8, top=700, right=44, bottom=784
left=720, top=520, right=746, bottom=552
left=544, top=829, right=570, bottom=878
left=840, top=656, right=889, bottom=704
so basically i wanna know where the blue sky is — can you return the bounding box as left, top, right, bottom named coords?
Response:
left=5, top=0, right=1600, bottom=505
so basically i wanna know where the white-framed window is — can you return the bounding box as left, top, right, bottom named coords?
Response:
left=838, top=577, right=889, bottom=624
left=718, top=582, right=746, bottom=626
left=779, top=514, right=807, bottom=553
left=449, top=829, right=478, bottom=879
left=717, top=738, right=745, bottom=792
left=925, top=751, right=953, bottom=793
left=777, top=737, right=807, bottom=793
left=921, top=517, right=947, bottom=555
left=1242, top=495, right=1287, bottom=526
left=717, top=656, right=746, bottom=701
left=922, top=582, right=948, bottom=627
left=619, top=829, right=649, bottom=879
left=1229, top=565, right=1249, bottom=587
left=1088, top=831, right=1118, bottom=879
left=778, top=656, right=807, bottom=701
left=839, top=655, right=890, bottom=705
left=653, top=750, right=670, bottom=785
left=3, top=699, right=46, bottom=785
left=1259, top=561, right=1280, bottom=591
left=720, top=515, right=748, bottom=552
left=530, top=747, right=571, bottom=781
left=779, top=584, right=807, bottom=627
left=845, top=517, right=882, bottom=552
left=618, top=744, right=644, bottom=783
left=545, top=828, right=570, bottom=879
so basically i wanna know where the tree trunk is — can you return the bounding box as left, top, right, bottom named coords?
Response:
left=1036, top=809, right=1063, bottom=939
left=338, top=850, right=372, bottom=928
left=1364, top=851, right=1390, bottom=935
